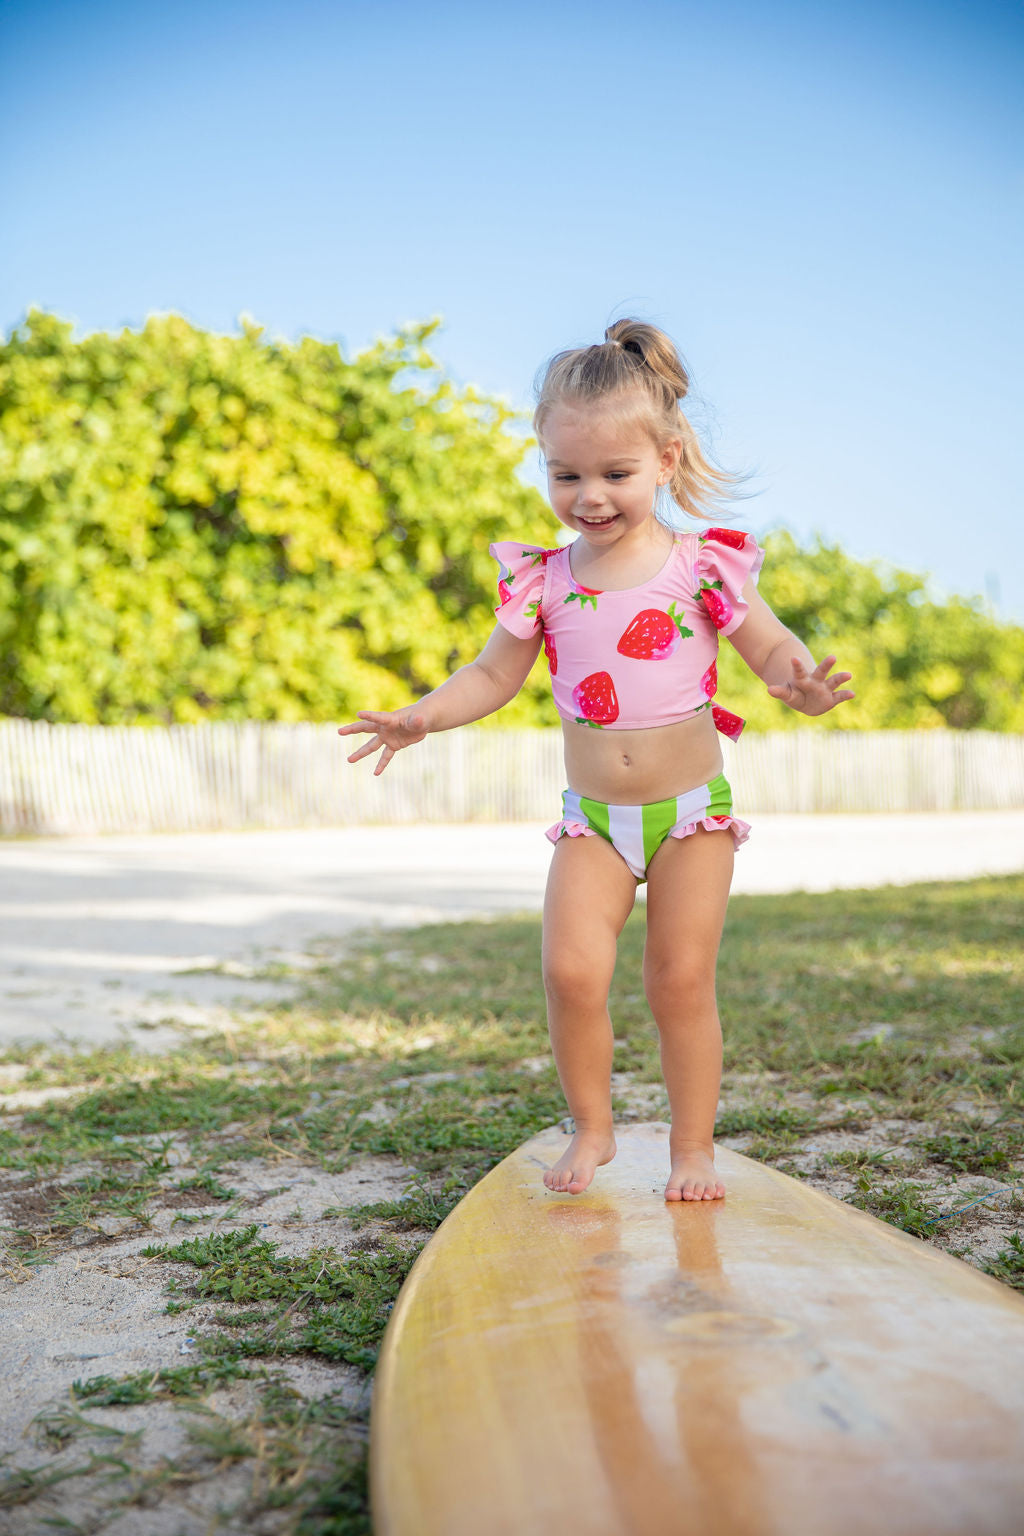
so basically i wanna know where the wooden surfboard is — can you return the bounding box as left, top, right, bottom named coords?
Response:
left=370, top=1122, right=1024, bottom=1536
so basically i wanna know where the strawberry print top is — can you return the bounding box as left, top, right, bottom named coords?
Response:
left=489, top=529, right=765, bottom=738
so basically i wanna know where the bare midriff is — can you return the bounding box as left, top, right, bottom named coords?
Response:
left=561, top=711, right=725, bottom=805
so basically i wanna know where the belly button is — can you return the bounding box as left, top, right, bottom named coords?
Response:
left=622, top=754, right=631, bottom=767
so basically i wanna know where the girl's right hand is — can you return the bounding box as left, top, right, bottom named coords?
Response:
left=337, top=708, right=428, bottom=775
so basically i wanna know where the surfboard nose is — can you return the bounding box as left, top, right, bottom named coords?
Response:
left=371, top=1122, right=1024, bottom=1536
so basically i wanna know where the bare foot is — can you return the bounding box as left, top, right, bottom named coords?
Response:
left=665, top=1145, right=725, bottom=1202
left=543, top=1128, right=617, bottom=1195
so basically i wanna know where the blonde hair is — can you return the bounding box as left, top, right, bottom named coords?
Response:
left=532, top=318, right=753, bottom=522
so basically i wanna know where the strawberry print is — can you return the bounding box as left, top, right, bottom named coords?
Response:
left=711, top=705, right=744, bottom=741
left=525, top=548, right=557, bottom=567
left=498, top=579, right=513, bottom=605
left=617, top=603, right=694, bottom=660
left=700, top=527, right=749, bottom=550
left=700, top=585, right=734, bottom=631
left=572, top=671, right=619, bottom=725
left=666, top=600, right=693, bottom=637
left=617, top=609, right=677, bottom=660
left=543, top=631, right=558, bottom=674
left=564, top=584, right=601, bottom=611
left=700, top=661, right=718, bottom=700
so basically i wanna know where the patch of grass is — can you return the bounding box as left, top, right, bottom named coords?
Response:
left=12, top=1375, right=372, bottom=1533
left=2, top=872, right=1021, bottom=1534
left=982, top=1232, right=1024, bottom=1292
left=334, top=1173, right=468, bottom=1232
left=175, top=1171, right=238, bottom=1201
left=714, top=1103, right=823, bottom=1139
left=911, top=1117, right=1024, bottom=1175
left=31, top=1405, right=142, bottom=1452
left=288, top=1455, right=370, bottom=1536
left=143, top=1224, right=421, bottom=1369
left=72, top=1356, right=257, bottom=1406
left=0, top=1452, right=119, bottom=1510
left=847, top=1177, right=946, bottom=1238
left=344, top=1071, right=571, bottom=1178
left=823, top=1146, right=912, bottom=1175
left=27, top=1075, right=307, bottom=1142
left=183, top=1418, right=255, bottom=1462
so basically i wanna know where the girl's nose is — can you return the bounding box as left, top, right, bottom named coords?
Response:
left=579, top=483, right=604, bottom=507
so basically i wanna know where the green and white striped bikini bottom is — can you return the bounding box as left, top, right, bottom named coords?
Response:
left=545, top=772, right=751, bottom=882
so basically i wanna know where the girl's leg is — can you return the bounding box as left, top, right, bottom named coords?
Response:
left=542, top=832, right=638, bottom=1194
left=642, top=826, right=734, bottom=1201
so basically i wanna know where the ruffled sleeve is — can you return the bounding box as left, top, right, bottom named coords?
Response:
left=695, top=528, right=765, bottom=636
left=489, top=542, right=551, bottom=638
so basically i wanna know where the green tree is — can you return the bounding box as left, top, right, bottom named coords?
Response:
left=2, top=309, right=1022, bottom=732
left=0, top=308, right=554, bottom=725
left=716, top=531, right=1024, bottom=731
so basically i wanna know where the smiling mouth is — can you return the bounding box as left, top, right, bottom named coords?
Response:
left=577, top=513, right=618, bottom=527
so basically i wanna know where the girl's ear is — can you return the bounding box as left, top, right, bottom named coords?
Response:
left=660, top=435, right=683, bottom=477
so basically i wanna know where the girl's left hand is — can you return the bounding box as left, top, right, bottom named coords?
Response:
left=767, top=655, right=855, bottom=715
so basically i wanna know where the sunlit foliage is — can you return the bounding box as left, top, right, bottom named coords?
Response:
left=2, top=308, right=1021, bottom=730
left=0, top=308, right=550, bottom=724
left=720, top=530, right=1024, bottom=731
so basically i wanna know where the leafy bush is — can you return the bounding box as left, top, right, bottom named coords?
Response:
left=0, top=308, right=552, bottom=725
left=3, top=308, right=1022, bottom=730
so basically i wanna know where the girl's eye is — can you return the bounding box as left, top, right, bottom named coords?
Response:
left=553, top=472, right=630, bottom=482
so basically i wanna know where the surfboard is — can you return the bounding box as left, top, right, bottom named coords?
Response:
left=370, top=1121, right=1024, bottom=1536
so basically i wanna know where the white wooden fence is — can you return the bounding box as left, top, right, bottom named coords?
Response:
left=0, top=720, right=1022, bottom=835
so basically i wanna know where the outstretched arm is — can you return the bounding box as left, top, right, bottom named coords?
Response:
left=727, top=581, right=855, bottom=716
left=338, top=623, right=544, bottom=774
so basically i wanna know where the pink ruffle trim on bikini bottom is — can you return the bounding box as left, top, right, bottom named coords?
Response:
left=671, top=813, right=752, bottom=850
left=544, top=818, right=593, bottom=845
left=545, top=814, right=752, bottom=851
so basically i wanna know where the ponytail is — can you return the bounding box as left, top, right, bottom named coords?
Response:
left=533, top=318, right=754, bottom=522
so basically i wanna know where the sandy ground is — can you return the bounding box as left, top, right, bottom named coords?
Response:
left=2, top=1152, right=415, bottom=1534
left=1, top=816, right=1022, bottom=1531
left=1, top=812, right=1023, bottom=1050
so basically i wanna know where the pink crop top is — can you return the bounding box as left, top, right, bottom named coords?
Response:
left=489, top=528, right=765, bottom=739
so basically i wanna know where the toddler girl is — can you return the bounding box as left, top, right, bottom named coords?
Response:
left=339, top=320, right=853, bottom=1202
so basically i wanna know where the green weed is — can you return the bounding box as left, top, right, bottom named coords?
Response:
left=2, top=873, right=1020, bottom=1534
left=334, top=1173, right=467, bottom=1232
left=982, top=1232, right=1024, bottom=1292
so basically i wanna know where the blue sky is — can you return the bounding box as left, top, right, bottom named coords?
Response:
left=2, top=0, right=1022, bottom=617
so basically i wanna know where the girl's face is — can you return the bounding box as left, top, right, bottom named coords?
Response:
left=542, top=405, right=681, bottom=547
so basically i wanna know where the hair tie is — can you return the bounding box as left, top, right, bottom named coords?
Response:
left=605, top=333, right=645, bottom=363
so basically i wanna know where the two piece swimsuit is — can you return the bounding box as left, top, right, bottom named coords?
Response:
left=489, top=527, right=765, bottom=881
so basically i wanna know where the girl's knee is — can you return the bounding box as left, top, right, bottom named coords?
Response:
left=543, top=948, right=612, bottom=1006
left=643, top=953, right=717, bottom=1012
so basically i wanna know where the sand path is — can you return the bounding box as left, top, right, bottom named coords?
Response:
left=1, top=813, right=1022, bottom=1049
